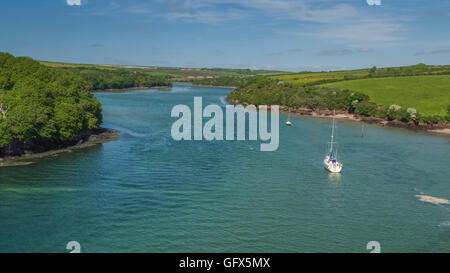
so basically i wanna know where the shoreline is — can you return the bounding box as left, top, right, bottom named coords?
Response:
left=191, top=84, right=237, bottom=88
left=226, top=98, right=450, bottom=137
left=93, top=86, right=172, bottom=92
left=0, top=128, right=120, bottom=167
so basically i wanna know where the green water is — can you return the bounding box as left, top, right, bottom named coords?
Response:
left=0, top=84, right=449, bottom=252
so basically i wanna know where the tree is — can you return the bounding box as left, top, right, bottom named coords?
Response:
left=0, top=103, right=8, bottom=118
left=0, top=52, right=103, bottom=153
left=369, top=66, right=377, bottom=77
left=355, top=101, right=377, bottom=116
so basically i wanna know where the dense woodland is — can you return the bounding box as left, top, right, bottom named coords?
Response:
left=53, top=67, right=172, bottom=90
left=192, top=76, right=249, bottom=87
left=0, top=52, right=103, bottom=156
left=227, top=76, right=450, bottom=125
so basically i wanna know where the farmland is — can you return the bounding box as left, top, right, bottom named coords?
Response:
left=269, top=69, right=369, bottom=85
left=322, top=75, right=450, bottom=116
left=40, top=61, right=287, bottom=80
left=269, top=64, right=450, bottom=86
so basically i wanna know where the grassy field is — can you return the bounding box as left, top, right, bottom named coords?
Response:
left=269, top=64, right=450, bottom=86
left=323, top=75, right=450, bottom=116
left=270, top=69, right=369, bottom=85
left=40, top=61, right=287, bottom=79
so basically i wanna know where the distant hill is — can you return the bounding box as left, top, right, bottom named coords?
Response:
left=270, top=64, right=450, bottom=85
left=40, top=61, right=289, bottom=81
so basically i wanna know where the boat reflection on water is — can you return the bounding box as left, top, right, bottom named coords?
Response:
left=327, top=172, right=342, bottom=184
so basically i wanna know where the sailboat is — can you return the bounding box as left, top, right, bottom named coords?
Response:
left=286, top=111, right=292, bottom=126
left=324, top=111, right=343, bottom=173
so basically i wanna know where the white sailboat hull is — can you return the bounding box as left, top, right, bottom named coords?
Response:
left=324, top=156, right=343, bottom=173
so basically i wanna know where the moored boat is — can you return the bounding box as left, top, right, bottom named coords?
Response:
left=324, top=111, right=343, bottom=173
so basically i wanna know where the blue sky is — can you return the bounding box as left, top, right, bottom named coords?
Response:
left=1, top=0, right=449, bottom=71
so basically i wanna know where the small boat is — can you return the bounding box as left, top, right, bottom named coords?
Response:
left=286, top=111, right=292, bottom=126
left=324, top=111, right=343, bottom=173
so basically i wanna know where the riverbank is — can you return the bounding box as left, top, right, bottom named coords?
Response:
left=94, top=86, right=172, bottom=92
left=227, top=98, right=450, bottom=136
left=91, top=86, right=171, bottom=93
left=0, top=128, right=119, bottom=167
left=191, top=84, right=236, bottom=88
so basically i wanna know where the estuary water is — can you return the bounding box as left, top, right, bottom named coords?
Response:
left=0, top=84, right=449, bottom=252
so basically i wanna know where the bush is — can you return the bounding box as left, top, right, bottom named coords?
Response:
left=387, top=104, right=409, bottom=122
left=354, top=101, right=378, bottom=116
left=419, top=114, right=444, bottom=124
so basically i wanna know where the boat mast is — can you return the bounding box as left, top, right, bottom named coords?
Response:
left=329, top=110, right=335, bottom=154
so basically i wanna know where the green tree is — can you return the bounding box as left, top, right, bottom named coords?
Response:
left=0, top=52, right=103, bottom=155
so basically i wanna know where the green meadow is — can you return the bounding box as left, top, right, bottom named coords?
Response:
left=323, top=75, right=450, bottom=116
left=270, top=69, right=369, bottom=84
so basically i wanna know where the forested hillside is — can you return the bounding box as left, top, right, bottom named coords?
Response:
left=227, top=76, right=450, bottom=125
left=49, top=66, right=172, bottom=90
left=192, top=76, right=249, bottom=87
left=0, top=52, right=103, bottom=156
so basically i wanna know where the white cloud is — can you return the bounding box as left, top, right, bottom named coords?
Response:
left=66, top=0, right=81, bottom=6
left=307, top=20, right=404, bottom=43
left=317, top=47, right=375, bottom=56
left=163, top=9, right=247, bottom=24
left=183, top=0, right=358, bottom=22
left=127, top=0, right=359, bottom=24
left=265, top=48, right=303, bottom=56
left=357, top=47, right=375, bottom=53
left=317, top=49, right=353, bottom=56
left=238, top=1, right=359, bottom=23
left=414, top=49, right=450, bottom=56
left=123, top=0, right=406, bottom=44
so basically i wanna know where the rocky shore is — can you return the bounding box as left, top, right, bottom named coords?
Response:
left=0, top=128, right=120, bottom=167
left=226, top=98, right=450, bottom=136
